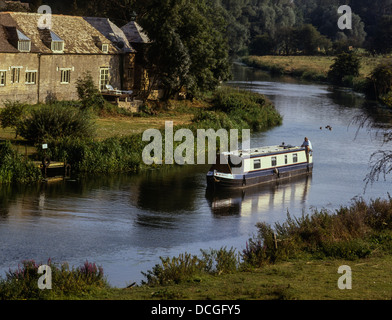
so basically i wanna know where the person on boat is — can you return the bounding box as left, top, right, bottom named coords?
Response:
left=301, top=137, right=312, bottom=162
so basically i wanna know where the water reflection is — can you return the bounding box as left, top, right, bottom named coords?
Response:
left=205, top=175, right=312, bottom=217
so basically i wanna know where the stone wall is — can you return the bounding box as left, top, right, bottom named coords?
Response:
left=0, top=52, right=134, bottom=106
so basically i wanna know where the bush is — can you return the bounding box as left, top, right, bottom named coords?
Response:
left=36, top=135, right=144, bottom=174
left=242, top=198, right=392, bottom=267
left=17, top=104, right=95, bottom=143
left=0, top=101, right=27, bottom=135
left=0, top=259, right=107, bottom=300
left=0, top=141, right=41, bottom=184
left=328, top=52, right=361, bottom=85
left=76, top=72, right=105, bottom=111
left=142, top=247, right=240, bottom=285
left=366, top=59, right=392, bottom=104
left=207, top=87, right=282, bottom=132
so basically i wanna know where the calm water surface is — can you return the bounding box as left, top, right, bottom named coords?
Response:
left=1, top=64, right=391, bottom=287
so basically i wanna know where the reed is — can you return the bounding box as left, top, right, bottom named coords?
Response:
left=242, top=197, right=392, bottom=266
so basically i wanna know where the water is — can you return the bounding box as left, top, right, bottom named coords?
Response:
left=0, top=64, right=391, bottom=288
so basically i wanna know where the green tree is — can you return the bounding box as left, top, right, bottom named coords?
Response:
left=249, top=34, right=275, bottom=55
left=367, top=59, right=392, bottom=102
left=138, top=0, right=231, bottom=100
left=295, top=24, right=331, bottom=55
left=328, top=52, right=360, bottom=85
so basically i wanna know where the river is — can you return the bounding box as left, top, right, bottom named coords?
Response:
left=0, top=63, right=391, bottom=288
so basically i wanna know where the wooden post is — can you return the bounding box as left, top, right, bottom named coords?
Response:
left=273, top=233, right=278, bottom=250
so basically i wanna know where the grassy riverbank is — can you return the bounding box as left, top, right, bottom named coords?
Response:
left=241, top=55, right=384, bottom=84
left=0, top=87, right=282, bottom=181
left=2, top=197, right=392, bottom=300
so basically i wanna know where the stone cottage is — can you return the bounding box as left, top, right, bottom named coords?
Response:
left=0, top=12, right=144, bottom=105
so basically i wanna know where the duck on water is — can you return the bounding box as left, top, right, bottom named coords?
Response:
left=206, top=139, right=313, bottom=189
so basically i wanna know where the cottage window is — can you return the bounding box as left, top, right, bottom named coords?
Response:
left=25, top=71, right=37, bottom=85
left=52, top=41, right=64, bottom=53
left=18, top=40, right=31, bottom=52
left=0, top=71, right=6, bottom=86
left=253, top=159, right=261, bottom=170
left=11, top=67, right=21, bottom=84
left=293, top=153, right=298, bottom=163
left=60, top=69, right=71, bottom=84
left=102, top=44, right=109, bottom=53
left=271, top=156, right=277, bottom=167
left=99, top=67, right=110, bottom=91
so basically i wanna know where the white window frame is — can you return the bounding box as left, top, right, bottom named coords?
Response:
left=10, top=67, right=22, bottom=84
left=25, top=70, right=37, bottom=85
left=52, top=41, right=64, bottom=53
left=60, top=68, right=71, bottom=84
left=18, top=40, right=31, bottom=52
left=0, top=71, right=6, bottom=86
left=102, top=44, right=109, bottom=53
left=99, top=67, right=110, bottom=91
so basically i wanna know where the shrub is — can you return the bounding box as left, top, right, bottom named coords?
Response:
left=0, top=141, right=41, bottom=184
left=76, top=72, right=105, bottom=111
left=242, top=198, right=392, bottom=267
left=0, top=259, right=107, bottom=300
left=142, top=252, right=206, bottom=285
left=328, top=52, right=360, bottom=85
left=142, top=247, right=240, bottom=285
left=17, top=104, right=95, bottom=143
left=0, top=101, right=27, bottom=136
left=366, top=59, right=392, bottom=104
left=37, top=135, right=144, bottom=174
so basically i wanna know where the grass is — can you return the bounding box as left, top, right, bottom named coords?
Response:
left=102, top=256, right=392, bottom=300
left=242, top=54, right=388, bottom=82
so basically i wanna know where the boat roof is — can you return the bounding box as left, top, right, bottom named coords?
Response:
left=222, top=145, right=303, bottom=158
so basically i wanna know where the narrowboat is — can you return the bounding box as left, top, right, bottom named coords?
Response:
left=206, top=144, right=313, bottom=189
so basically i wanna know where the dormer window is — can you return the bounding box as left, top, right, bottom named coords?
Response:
left=4, top=27, right=31, bottom=52
left=16, top=30, right=31, bottom=52
left=50, top=31, right=64, bottom=53
left=102, top=44, right=109, bottom=53
left=18, top=40, right=31, bottom=52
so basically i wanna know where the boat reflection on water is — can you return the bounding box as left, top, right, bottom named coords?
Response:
left=205, top=175, right=312, bottom=217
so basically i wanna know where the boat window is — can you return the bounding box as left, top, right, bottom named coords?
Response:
left=253, top=159, right=261, bottom=170
left=293, top=153, right=298, bottom=163
left=285, top=155, right=288, bottom=165
left=271, top=156, right=277, bottom=167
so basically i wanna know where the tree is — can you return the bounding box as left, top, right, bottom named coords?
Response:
left=137, top=0, right=231, bottom=100
left=328, top=52, right=360, bottom=85
left=369, top=15, right=392, bottom=54
left=249, top=34, right=275, bottom=56
left=295, top=24, right=331, bottom=55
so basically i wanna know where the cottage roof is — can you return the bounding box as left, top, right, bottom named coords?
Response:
left=121, top=21, right=150, bottom=44
left=0, top=12, right=135, bottom=54
left=0, top=12, right=40, bottom=52
left=83, top=17, right=135, bottom=53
